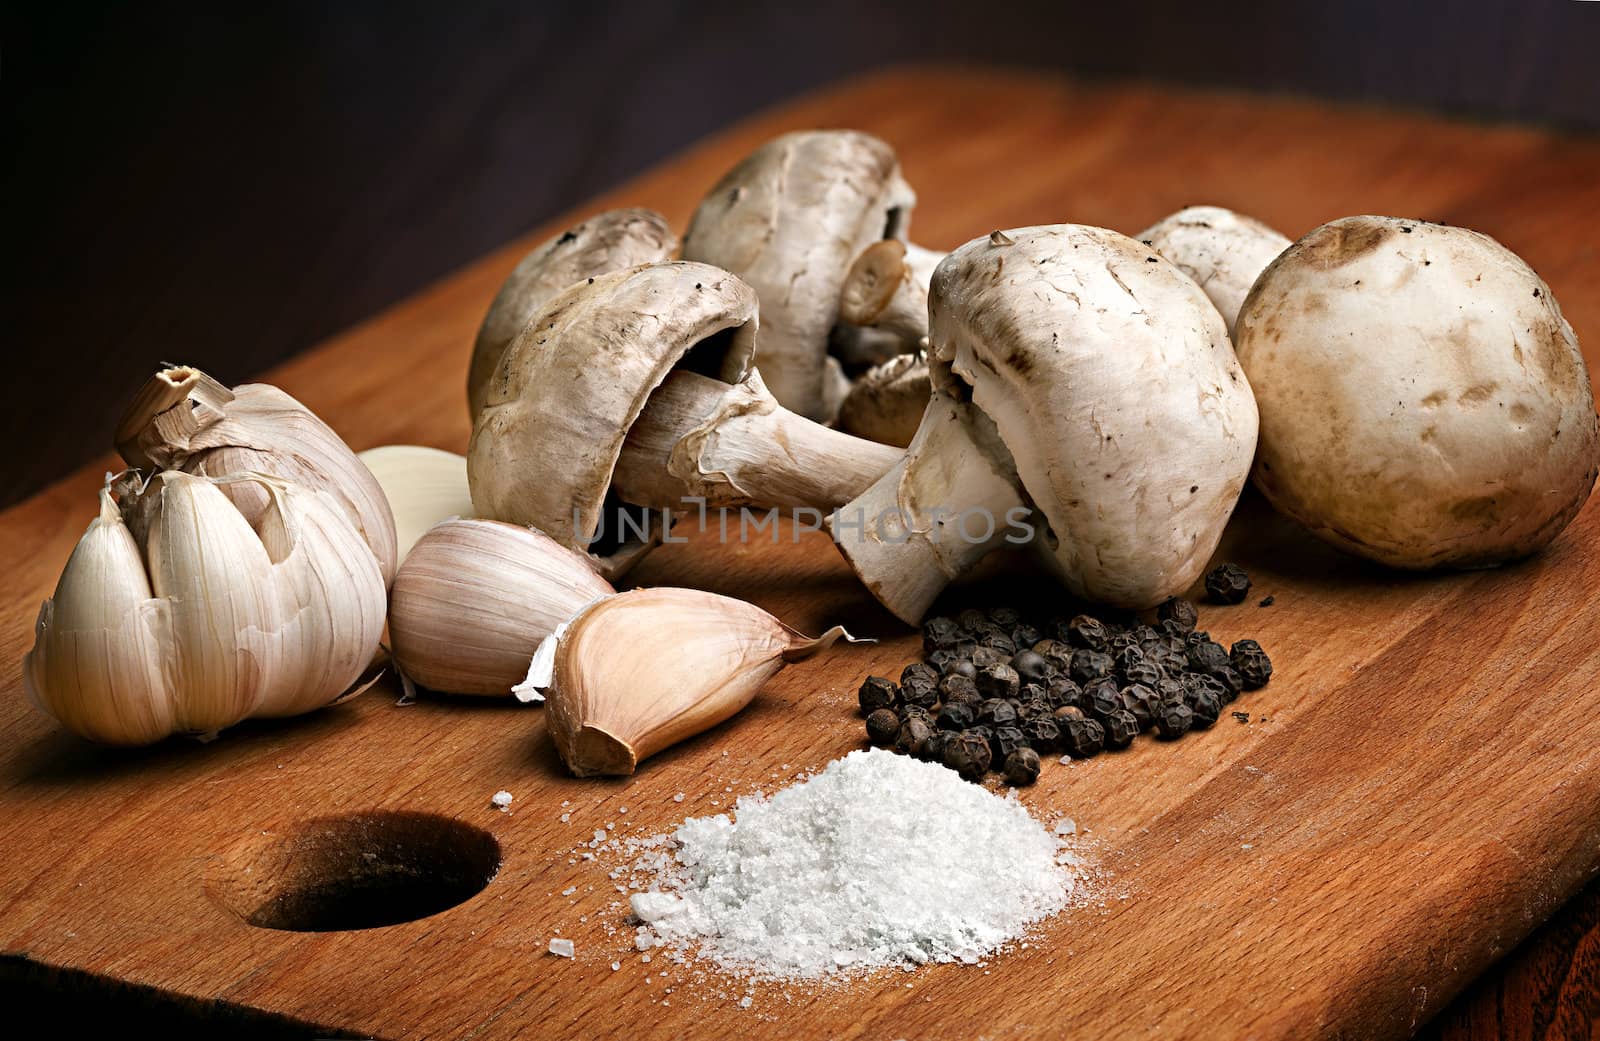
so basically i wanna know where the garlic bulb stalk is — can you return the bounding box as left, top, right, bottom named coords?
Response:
left=388, top=519, right=615, bottom=696
left=357, top=445, right=474, bottom=564
left=24, top=471, right=387, bottom=745
left=115, top=366, right=398, bottom=585
left=539, top=587, right=851, bottom=777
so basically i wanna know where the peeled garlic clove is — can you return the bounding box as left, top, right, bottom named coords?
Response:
left=357, top=445, right=473, bottom=563
left=24, top=487, right=173, bottom=746
left=115, top=365, right=398, bottom=586
left=388, top=519, right=615, bottom=696
left=542, top=588, right=850, bottom=777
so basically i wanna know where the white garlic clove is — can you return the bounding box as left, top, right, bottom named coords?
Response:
left=356, top=445, right=474, bottom=564
left=541, top=587, right=851, bottom=777
left=24, top=486, right=173, bottom=746
left=388, top=519, right=615, bottom=696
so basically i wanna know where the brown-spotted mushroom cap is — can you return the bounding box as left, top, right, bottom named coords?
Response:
left=467, top=208, right=677, bottom=416
left=835, top=226, right=1259, bottom=621
left=1138, top=205, right=1290, bottom=335
left=682, top=130, right=915, bottom=421
left=468, top=261, right=756, bottom=558
left=1234, top=215, right=1598, bottom=568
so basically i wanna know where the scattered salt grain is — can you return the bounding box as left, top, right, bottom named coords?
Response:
left=642, top=953, right=652, bottom=964
left=611, top=961, right=621, bottom=971
left=548, top=938, right=575, bottom=958
left=673, top=793, right=685, bottom=803
left=739, top=996, right=753, bottom=1009
left=562, top=886, right=577, bottom=897
left=625, top=748, right=1083, bottom=980
left=491, top=790, right=513, bottom=810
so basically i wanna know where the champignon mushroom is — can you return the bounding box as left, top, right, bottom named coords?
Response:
left=833, top=226, right=1259, bottom=623
left=1138, top=206, right=1291, bottom=335
left=1234, top=215, right=1598, bottom=568
left=838, top=238, right=946, bottom=350
left=836, top=351, right=930, bottom=448
left=682, top=130, right=916, bottom=421
left=468, top=261, right=902, bottom=572
left=467, top=208, right=677, bottom=416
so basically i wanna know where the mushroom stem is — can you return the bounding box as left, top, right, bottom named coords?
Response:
left=830, top=401, right=1029, bottom=624
left=839, top=240, right=940, bottom=348
left=612, top=371, right=903, bottom=511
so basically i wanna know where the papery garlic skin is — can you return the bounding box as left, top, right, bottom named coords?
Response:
left=543, top=587, right=848, bottom=776
left=388, top=519, right=615, bottom=696
left=115, top=366, right=399, bottom=586
left=23, top=471, right=386, bottom=746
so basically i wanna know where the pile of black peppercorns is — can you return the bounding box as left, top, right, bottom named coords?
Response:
left=858, top=563, right=1273, bottom=786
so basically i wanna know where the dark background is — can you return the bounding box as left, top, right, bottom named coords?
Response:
left=6, top=0, right=1599, bottom=507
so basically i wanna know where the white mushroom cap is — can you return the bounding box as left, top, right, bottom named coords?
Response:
left=468, top=262, right=757, bottom=553
left=682, top=130, right=915, bottom=421
left=1138, top=205, right=1290, bottom=335
left=1235, top=215, right=1599, bottom=568
left=835, top=226, right=1259, bottom=619
left=468, top=208, right=677, bottom=416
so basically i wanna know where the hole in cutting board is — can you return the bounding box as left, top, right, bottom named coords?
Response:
left=207, top=811, right=500, bottom=932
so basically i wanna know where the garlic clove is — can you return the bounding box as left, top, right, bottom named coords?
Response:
left=388, top=519, right=615, bottom=696
left=115, top=365, right=399, bottom=586
left=357, top=445, right=474, bottom=564
left=541, top=587, right=850, bottom=777
left=140, top=471, right=280, bottom=735
left=23, top=486, right=174, bottom=746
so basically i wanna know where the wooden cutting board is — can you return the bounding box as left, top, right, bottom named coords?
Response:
left=2, top=68, right=1597, bottom=1040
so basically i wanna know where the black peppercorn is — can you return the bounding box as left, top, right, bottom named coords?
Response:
left=1083, top=679, right=1122, bottom=720
left=865, top=707, right=901, bottom=746
left=1204, top=562, right=1252, bottom=604
left=1188, top=689, right=1222, bottom=728
left=939, top=673, right=981, bottom=706
left=1155, top=701, right=1195, bottom=740
left=1010, top=649, right=1053, bottom=683
left=857, top=675, right=899, bottom=714
left=1018, top=681, right=1047, bottom=705
left=941, top=657, right=978, bottom=680
left=926, top=648, right=957, bottom=672
left=992, top=725, right=1029, bottom=762
left=1187, top=639, right=1232, bottom=675
left=896, top=716, right=936, bottom=756
left=1122, top=659, right=1163, bottom=688
left=1053, top=704, right=1086, bottom=723
left=922, top=616, right=965, bottom=653
left=953, top=638, right=979, bottom=658
left=970, top=646, right=1010, bottom=670
left=1004, top=747, right=1042, bottom=786
left=1031, top=639, right=1073, bottom=672
left=1061, top=717, right=1106, bottom=758
left=1011, top=623, right=1042, bottom=649
left=1119, top=684, right=1159, bottom=729
left=1212, top=665, right=1244, bottom=700
left=1101, top=709, right=1140, bottom=750
left=1148, top=645, right=1189, bottom=676
left=1181, top=672, right=1229, bottom=707
left=1064, top=614, right=1111, bottom=651
left=1184, top=629, right=1211, bottom=648
left=1156, top=597, right=1200, bottom=632
left=1229, top=639, right=1273, bottom=689
left=944, top=730, right=993, bottom=780
left=1106, top=631, right=1139, bottom=655
left=1112, top=645, right=1145, bottom=673
left=956, top=608, right=987, bottom=631
left=1046, top=675, right=1083, bottom=709
left=988, top=606, right=1022, bottom=628
left=1021, top=715, right=1060, bottom=752
left=976, top=663, right=1022, bottom=699
left=976, top=698, right=1019, bottom=728
left=1069, top=649, right=1114, bottom=684
left=901, top=662, right=938, bottom=687
left=921, top=730, right=948, bottom=763
left=936, top=701, right=976, bottom=731
left=901, top=675, right=940, bottom=710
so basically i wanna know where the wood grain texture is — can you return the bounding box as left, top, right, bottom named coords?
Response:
left=2, top=68, right=1598, bottom=1039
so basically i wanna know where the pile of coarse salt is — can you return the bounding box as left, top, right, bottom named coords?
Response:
left=625, top=748, right=1084, bottom=981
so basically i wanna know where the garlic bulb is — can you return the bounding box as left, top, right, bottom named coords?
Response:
left=388, top=519, right=615, bottom=696
left=23, top=471, right=387, bottom=745
left=540, top=588, right=850, bottom=776
left=115, top=366, right=398, bottom=585
left=357, top=445, right=474, bottom=563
